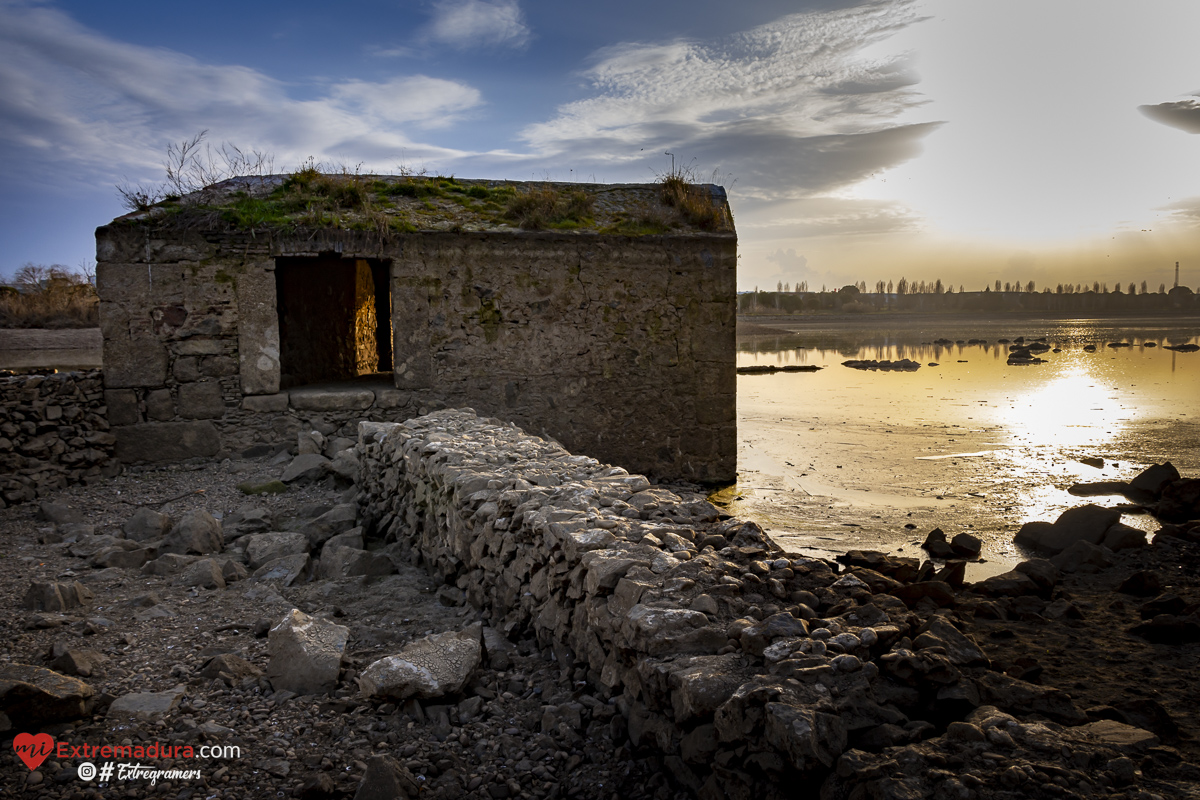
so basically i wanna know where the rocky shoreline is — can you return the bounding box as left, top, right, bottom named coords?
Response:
left=0, top=415, right=1197, bottom=798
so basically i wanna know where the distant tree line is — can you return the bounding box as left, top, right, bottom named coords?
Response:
left=742, top=280, right=1199, bottom=315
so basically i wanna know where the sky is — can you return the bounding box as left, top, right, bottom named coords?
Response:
left=2, top=0, right=1199, bottom=292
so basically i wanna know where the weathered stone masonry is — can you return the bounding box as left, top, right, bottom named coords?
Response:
left=356, top=410, right=1166, bottom=799
left=0, top=370, right=116, bottom=508
left=95, top=185, right=737, bottom=483
left=357, top=410, right=878, bottom=797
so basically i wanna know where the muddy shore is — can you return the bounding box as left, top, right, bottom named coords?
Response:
left=0, top=327, right=1197, bottom=797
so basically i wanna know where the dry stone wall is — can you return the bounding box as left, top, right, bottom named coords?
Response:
left=356, top=410, right=1171, bottom=799
left=95, top=223, right=736, bottom=483
left=355, top=409, right=890, bottom=797
left=0, top=370, right=117, bottom=507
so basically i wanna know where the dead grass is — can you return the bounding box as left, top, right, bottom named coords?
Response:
left=0, top=266, right=98, bottom=328
left=659, top=174, right=731, bottom=232
left=504, top=186, right=595, bottom=230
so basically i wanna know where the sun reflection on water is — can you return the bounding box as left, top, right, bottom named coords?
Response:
left=995, top=364, right=1125, bottom=451
left=734, top=319, right=1200, bottom=568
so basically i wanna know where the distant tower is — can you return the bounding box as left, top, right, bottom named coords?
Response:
left=1175, top=262, right=1180, bottom=288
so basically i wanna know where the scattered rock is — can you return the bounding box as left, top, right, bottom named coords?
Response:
left=199, top=653, right=263, bottom=685
left=1014, top=504, right=1122, bottom=554
left=22, top=581, right=92, bottom=612
left=281, top=454, right=332, bottom=484
left=107, top=686, right=186, bottom=718
left=267, top=609, right=349, bottom=696
left=950, top=532, right=982, bottom=559
left=245, top=531, right=310, bottom=570
left=317, top=547, right=396, bottom=580
left=160, top=509, right=223, bottom=555
left=252, top=553, right=311, bottom=586
left=0, top=664, right=94, bottom=727
left=359, top=625, right=482, bottom=700
left=1117, top=570, right=1162, bottom=597
left=180, top=558, right=226, bottom=590
left=122, top=507, right=171, bottom=542
left=921, top=528, right=954, bottom=559
left=353, top=754, right=420, bottom=800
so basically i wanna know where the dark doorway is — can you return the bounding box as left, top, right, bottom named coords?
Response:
left=275, top=255, right=392, bottom=388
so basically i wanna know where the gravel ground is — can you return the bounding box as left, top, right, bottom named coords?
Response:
left=0, top=455, right=681, bottom=799
left=3, top=449, right=1199, bottom=799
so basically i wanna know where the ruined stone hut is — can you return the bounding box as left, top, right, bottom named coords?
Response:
left=95, top=174, right=736, bottom=482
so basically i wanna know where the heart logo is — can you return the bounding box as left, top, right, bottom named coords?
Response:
left=13, top=733, right=55, bottom=771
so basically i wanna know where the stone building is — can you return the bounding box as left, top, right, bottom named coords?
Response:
left=94, top=175, right=737, bottom=483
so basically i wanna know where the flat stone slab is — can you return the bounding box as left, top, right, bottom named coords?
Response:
left=289, top=386, right=375, bottom=411
left=1077, top=720, right=1160, bottom=753
left=114, top=421, right=220, bottom=462
left=0, top=664, right=94, bottom=726
left=107, top=686, right=186, bottom=718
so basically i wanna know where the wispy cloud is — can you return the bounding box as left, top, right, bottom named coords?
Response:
left=516, top=0, right=936, bottom=236
left=330, top=77, right=481, bottom=129
left=1139, top=98, right=1200, bottom=134
left=0, top=2, right=482, bottom=186
left=425, top=0, right=531, bottom=50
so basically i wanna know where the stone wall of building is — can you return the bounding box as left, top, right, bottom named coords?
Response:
left=0, top=370, right=117, bottom=507
left=95, top=225, right=735, bottom=482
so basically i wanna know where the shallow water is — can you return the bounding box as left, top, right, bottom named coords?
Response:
left=731, top=317, right=1200, bottom=574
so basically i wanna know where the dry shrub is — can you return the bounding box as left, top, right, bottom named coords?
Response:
left=505, top=186, right=594, bottom=230
left=1, top=265, right=98, bottom=328
left=659, top=174, right=731, bottom=231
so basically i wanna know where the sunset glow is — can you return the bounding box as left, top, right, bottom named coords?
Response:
left=2, top=0, right=1198, bottom=292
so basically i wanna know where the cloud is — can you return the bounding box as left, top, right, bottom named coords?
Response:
left=0, top=2, right=483, bottom=186
left=1139, top=98, right=1200, bottom=134
left=758, top=246, right=854, bottom=290
left=739, top=195, right=925, bottom=238
left=766, top=248, right=808, bottom=273
left=1157, top=196, right=1200, bottom=226
left=330, top=77, right=481, bottom=129
left=517, top=0, right=937, bottom=210
left=425, top=0, right=530, bottom=50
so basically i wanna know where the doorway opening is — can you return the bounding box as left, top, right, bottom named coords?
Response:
left=275, top=255, right=392, bottom=389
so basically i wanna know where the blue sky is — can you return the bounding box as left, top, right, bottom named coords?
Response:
left=3, top=0, right=1200, bottom=291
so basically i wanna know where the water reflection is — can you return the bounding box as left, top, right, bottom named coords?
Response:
left=734, top=318, right=1200, bottom=565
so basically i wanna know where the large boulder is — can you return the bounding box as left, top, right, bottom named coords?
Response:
left=1129, top=462, right=1180, bottom=497
left=267, top=609, right=349, bottom=696
left=245, top=532, right=310, bottom=570
left=122, top=508, right=171, bottom=542
left=141, top=553, right=199, bottom=577
left=222, top=507, right=273, bottom=542
left=317, top=547, right=396, bottom=581
left=331, top=449, right=360, bottom=484
left=281, top=454, right=331, bottom=484
left=1156, top=478, right=1200, bottom=523
left=321, top=528, right=365, bottom=555
left=1014, top=505, right=1121, bottom=554
left=251, top=554, right=310, bottom=586
left=0, top=664, right=94, bottom=727
left=300, top=504, right=359, bottom=548
left=359, top=625, right=482, bottom=701
left=22, top=581, right=93, bottom=612
left=179, top=558, right=226, bottom=590
left=160, top=510, right=223, bottom=556
left=1050, top=540, right=1114, bottom=573
left=913, top=618, right=988, bottom=666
